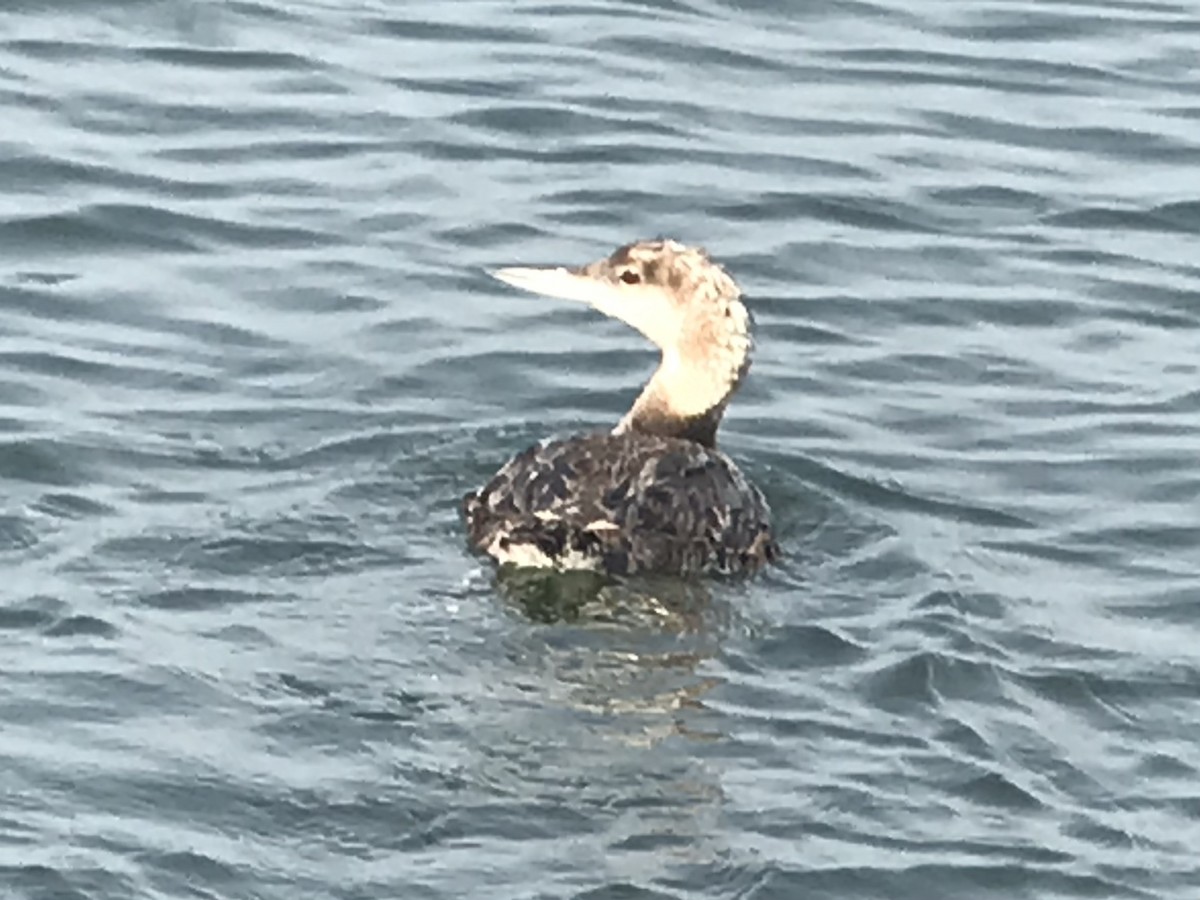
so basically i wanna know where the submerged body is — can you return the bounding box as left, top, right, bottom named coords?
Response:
left=463, top=239, right=777, bottom=577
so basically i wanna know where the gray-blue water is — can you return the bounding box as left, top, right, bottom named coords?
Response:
left=3, top=1, right=1200, bottom=897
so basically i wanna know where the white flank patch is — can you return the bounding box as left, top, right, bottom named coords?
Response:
left=485, top=533, right=601, bottom=571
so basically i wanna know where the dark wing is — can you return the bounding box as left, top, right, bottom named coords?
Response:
left=463, top=431, right=776, bottom=576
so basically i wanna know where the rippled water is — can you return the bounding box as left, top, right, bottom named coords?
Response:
left=3, top=0, right=1200, bottom=897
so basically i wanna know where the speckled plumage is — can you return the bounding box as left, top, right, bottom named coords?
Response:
left=464, top=239, right=778, bottom=577
left=463, top=431, right=777, bottom=576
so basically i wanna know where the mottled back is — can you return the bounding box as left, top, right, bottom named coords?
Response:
left=463, top=430, right=777, bottom=577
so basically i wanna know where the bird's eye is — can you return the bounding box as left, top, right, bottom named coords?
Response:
left=619, top=270, right=641, bottom=285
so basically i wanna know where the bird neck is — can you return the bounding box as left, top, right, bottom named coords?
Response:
left=615, top=343, right=745, bottom=448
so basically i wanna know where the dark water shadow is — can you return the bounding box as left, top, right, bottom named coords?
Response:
left=495, top=565, right=721, bottom=633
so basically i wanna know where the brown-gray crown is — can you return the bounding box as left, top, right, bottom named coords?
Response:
left=579, top=239, right=742, bottom=309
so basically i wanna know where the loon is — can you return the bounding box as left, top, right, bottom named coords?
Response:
left=463, top=239, right=777, bottom=577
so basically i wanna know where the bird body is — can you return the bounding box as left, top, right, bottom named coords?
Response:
left=465, top=430, right=774, bottom=576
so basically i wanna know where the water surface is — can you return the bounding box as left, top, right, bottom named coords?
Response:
left=2, top=0, right=1200, bottom=897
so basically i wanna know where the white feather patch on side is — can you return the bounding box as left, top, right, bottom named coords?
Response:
left=485, top=533, right=602, bottom=571
left=584, top=520, right=620, bottom=532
